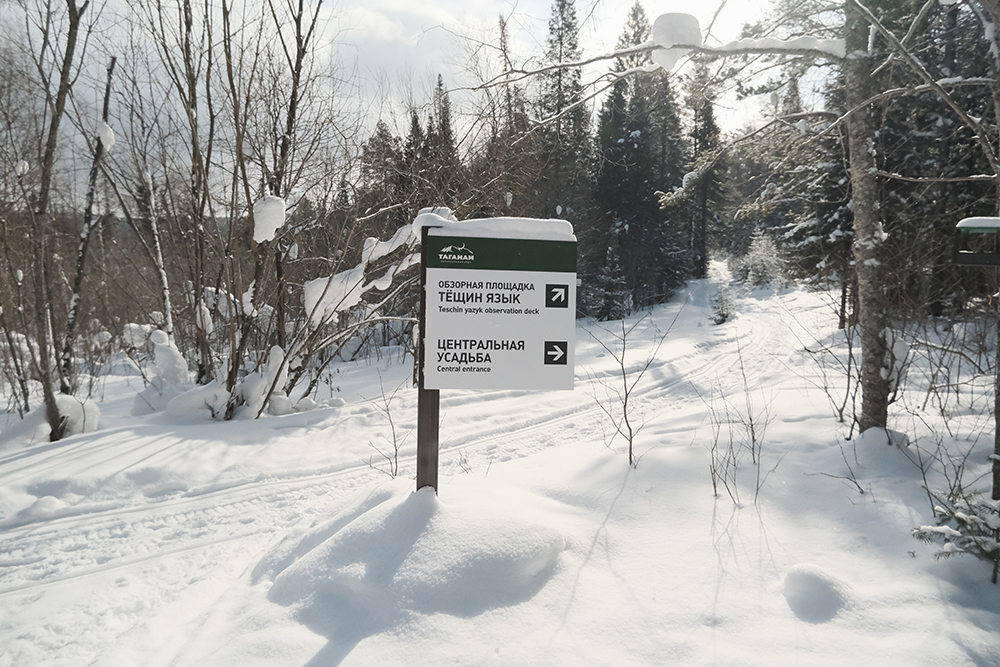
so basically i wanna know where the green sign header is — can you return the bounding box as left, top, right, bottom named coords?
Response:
left=425, top=235, right=577, bottom=273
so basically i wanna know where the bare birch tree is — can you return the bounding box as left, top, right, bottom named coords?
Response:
left=19, top=0, right=93, bottom=439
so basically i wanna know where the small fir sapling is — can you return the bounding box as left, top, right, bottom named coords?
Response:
left=913, top=489, right=1000, bottom=584
left=711, top=285, right=735, bottom=325
left=734, top=228, right=784, bottom=288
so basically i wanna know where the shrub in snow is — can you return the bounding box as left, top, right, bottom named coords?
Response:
left=0, top=395, right=100, bottom=449
left=233, top=345, right=294, bottom=417
left=711, top=285, right=736, bottom=325
left=165, top=380, right=230, bottom=420
left=733, top=228, right=785, bottom=288
left=122, top=323, right=153, bottom=352
left=132, top=330, right=192, bottom=416
left=913, top=490, right=1000, bottom=583
left=54, top=394, right=101, bottom=436
left=150, top=330, right=190, bottom=386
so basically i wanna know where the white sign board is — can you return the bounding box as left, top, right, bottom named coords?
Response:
left=421, top=218, right=577, bottom=391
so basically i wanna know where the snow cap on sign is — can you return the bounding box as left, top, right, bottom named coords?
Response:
left=651, top=13, right=702, bottom=72
left=413, top=209, right=576, bottom=242
left=956, top=216, right=1000, bottom=232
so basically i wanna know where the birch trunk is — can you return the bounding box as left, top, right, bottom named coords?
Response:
left=844, top=1, right=889, bottom=432
left=60, top=57, right=115, bottom=394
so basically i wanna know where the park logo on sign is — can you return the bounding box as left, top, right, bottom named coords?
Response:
left=438, top=242, right=475, bottom=265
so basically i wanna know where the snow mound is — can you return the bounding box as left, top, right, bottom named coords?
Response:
left=263, top=482, right=564, bottom=641
left=782, top=564, right=851, bottom=623
left=165, top=380, right=230, bottom=420
left=0, top=395, right=100, bottom=450
left=17, top=495, right=67, bottom=521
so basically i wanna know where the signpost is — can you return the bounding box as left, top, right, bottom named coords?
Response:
left=415, top=213, right=577, bottom=491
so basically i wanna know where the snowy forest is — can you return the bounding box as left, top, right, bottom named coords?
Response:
left=0, top=0, right=998, bottom=449
left=7, top=1, right=1000, bottom=662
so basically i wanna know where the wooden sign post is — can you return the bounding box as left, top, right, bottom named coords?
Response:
left=414, top=213, right=577, bottom=493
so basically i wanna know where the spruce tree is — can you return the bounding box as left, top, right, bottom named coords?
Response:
left=683, top=64, right=732, bottom=279
left=358, top=120, right=406, bottom=233
left=535, top=0, right=592, bottom=220
left=588, top=1, right=688, bottom=313
left=427, top=75, right=465, bottom=207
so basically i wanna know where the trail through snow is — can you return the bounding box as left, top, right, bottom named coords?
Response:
left=1, top=271, right=999, bottom=666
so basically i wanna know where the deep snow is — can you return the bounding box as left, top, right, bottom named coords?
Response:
left=1, top=269, right=999, bottom=666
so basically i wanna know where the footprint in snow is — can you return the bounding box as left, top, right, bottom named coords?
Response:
left=782, top=563, right=851, bottom=623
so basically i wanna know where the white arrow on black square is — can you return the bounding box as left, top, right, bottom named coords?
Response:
left=545, top=284, right=569, bottom=308
left=544, top=341, right=568, bottom=365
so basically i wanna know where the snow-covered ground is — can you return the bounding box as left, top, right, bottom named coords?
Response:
left=2, top=269, right=999, bottom=666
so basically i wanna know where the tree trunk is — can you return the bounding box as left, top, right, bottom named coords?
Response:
left=844, top=1, right=890, bottom=432
left=993, top=305, right=1000, bottom=501
left=31, top=0, right=90, bottom=440
left=60, top=57, right=116, bottom=394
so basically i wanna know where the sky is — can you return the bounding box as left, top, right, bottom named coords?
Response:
left=329, top=0, right=766, bottom=131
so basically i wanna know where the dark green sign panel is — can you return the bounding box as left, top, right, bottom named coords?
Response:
left=425, top=235, right=577, bottom=273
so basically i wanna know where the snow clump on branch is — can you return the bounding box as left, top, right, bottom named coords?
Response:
left=253, top=195, right=287, bottom=244
left=97, top=122, right=115, bottom=151
left=651, top=13, right=702, bottom=72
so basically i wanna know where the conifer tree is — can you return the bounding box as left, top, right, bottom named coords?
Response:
left=588, top=1, right=688, bottom=313
left=535, top=0, right=592, bottom=220
left=426, top=75, right=465, bottom=206
left=400, top=110, right=427, bottom=212
left=683, top=65, right=732, bottom=279
left=358, top=120, right=406, bottom=233
left=595, top=246, right=631, bottom=321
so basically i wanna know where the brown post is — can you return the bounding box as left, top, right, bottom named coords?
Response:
left=417, top=225, right=440, bottom=492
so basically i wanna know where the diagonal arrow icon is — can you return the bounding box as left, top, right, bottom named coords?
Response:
left=545, top=284, right=570, bottom=308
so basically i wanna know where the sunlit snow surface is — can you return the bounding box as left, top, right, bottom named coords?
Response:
left=1, top=267, right=999, bottom=666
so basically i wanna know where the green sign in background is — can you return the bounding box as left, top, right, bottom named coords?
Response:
left=426, top=235, right=577, bottom=273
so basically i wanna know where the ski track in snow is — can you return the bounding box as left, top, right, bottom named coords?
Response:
left=1, top=272, right=905, bottom=666
left=0, top=276, right=815, bottom=599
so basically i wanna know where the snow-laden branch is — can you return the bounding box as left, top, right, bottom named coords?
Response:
left=875, top=170, right=997, bottom=183
left=656, top=115, right=820, bottom=208
left=475, top=42, right=659, bottom=91
left=249, top=223, right=420, bottom=418
left=873, top=0, right=937, bottom=76
left=810, top=77, right=997, bottom=149
left=302, top=224, right=418, bottom=328
left=477, top=36, right=842, bottom=96
left=696, top=37, right=845, bottom=59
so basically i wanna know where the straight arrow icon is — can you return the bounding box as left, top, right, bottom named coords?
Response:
left=544, top=341, right=568, bottom=365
